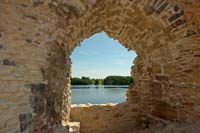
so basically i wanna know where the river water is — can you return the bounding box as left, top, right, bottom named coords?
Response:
left=71, top=85, right=128, bottom=104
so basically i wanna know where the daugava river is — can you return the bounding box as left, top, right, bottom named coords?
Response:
left=71, top=85, right=128, bottom=104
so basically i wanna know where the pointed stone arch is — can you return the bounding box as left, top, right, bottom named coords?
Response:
left=0, top=0, right=199, bottom=132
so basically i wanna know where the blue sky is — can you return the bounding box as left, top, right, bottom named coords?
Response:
left=70, top=32, right=137, bottom=78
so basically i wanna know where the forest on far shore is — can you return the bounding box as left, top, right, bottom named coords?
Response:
left=71, top=76, right=133, bottom=85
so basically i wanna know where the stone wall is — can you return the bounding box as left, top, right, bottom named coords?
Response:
left=71, top=103, right=200, bottom=133
left=0, top=1, right=71, bottom=132
left=71, top=103, right=139, bottom=133
left=0, top=0, right=199, bottom=132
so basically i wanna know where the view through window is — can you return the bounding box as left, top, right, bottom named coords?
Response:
left=70, top=32, right=137, bottom=104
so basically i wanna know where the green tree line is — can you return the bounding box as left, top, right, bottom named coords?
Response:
left=71, top=76, right=133, bottom=85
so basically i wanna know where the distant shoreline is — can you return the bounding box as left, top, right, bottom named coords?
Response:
left=71, top=85, right=129, bottom=89
left=71, top=76, right=133, bottom=86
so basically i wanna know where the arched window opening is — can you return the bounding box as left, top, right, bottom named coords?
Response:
left=70, top=32, right=137, bottom=104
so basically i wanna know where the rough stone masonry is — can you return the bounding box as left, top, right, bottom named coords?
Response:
left=0, top=0, right=199, bottom=132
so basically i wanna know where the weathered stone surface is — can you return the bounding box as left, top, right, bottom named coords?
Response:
left=67, top=122, right=80, bottom=133
left=0, top=0, right=199, bottom=132
left=71, top=103, right=138, bottom=133
left=19, top=113, right=32, bottom=132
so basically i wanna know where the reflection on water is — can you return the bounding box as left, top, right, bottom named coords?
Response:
left=71, top=85, right=128, bottom=104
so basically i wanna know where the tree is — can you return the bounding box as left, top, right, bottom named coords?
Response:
left=104, top=76, right=133, bottom=85
left=71, top=76, right=133, bottom=85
